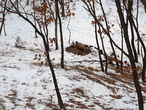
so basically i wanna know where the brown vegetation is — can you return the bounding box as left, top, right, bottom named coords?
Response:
left=66, top=42, right=91, bottom=55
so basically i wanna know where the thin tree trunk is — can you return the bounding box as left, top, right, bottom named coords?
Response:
left=60, top=0, right=65, bottom=17
left=136, top=0, right=140, bottom=55
left=0, top=0, right=7, bottom=36
left=127, top=0, right=146, bottom=82
left=0, top=17, right=5, bottom=36
left=95, top=23, right=104, bottom=72
left=129, top=20, right=138, bottom=62
left=92, top=2, right=104, bottom=72
left=56, top=0, right=64, bottom=68
left=45, top=47, right=65, bottom=110
left=127, top=0, right=138, bottom=62
left=99, top=0, right=119, bottom=67
left=115, top=1, right=143, bottom=109
left=7, top=1, right=66, bottom=109
left=32, top=1, right=37, bottom=38
left=141, top=54, right=146, bottom=82
left=98, top=24, right=108, bottom=73
left=120, top=27, right=124, bottom=73
left=26, top=0, right=29, bottom=5
left=55, top=1, right=58, bottom=50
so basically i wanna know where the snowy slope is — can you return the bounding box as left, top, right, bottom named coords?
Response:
left=0, top=0, right=146, bottom=110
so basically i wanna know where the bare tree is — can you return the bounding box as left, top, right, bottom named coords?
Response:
left=82, top=0, right=129, bottom=71
left=1, top=0, right=66, bottom=109
left=55, top=0, right=58, bottom=50
left=115, top=0, right=144, bottom=109
left=82, top=0, right=145, bottom=109
left=0, top=0, right=7, bottom=36
left=55, top=0, right=65, bottom=68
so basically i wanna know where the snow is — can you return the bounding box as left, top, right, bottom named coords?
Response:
left=0, top=0, right=146, bottom=110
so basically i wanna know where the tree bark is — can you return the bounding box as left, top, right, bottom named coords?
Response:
left=0, top=0, right=7, bottom=36
left=115, top=1, right=144, bottom=109
left=56, top=0, right=64, bottom=69
left=59, top=0, right=65, bottom=17
left=55, top=0, right=58, bottom=50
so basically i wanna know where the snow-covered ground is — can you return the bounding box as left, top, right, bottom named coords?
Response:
left=0, top=0, right=146, bottom=109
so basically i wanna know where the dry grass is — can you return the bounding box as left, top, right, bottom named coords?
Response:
left=66, top=42, right=91, bottom=55
left=68, top=99, right=88, bottom=109
left=28, top=61, right=146, bottom=109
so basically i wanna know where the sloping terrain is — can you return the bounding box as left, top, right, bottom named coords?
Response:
left=0, top=40, right=146, bottom=110
left=0, top=0, right=146, bottom=110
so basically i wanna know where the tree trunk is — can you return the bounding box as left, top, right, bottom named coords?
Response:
left=7, top=1, right=65, bottom=109
left=60, top=0, right=65, bottom=17
left=26, top=0, right=29, bottom=5
left=0, top=0, right=7, bottom=36
left=55, top=1, right=58, bottom=50
left=99, top=0, right=119, bottom=67
left=92, top=2, right=104, bottom=72
left=115, top=1, right=144, bottom=109
left=141, top=55, right=146, bottom=82
left=56, top=0, right=64, bottom=68
left=32, top=1, right=37, bottom=38
left=45, top=47, right=65, bottom=110
left=95, top=23, right=104, bottom=72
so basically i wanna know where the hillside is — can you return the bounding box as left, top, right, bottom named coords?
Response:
left=0, top=0, right=146, bottom=109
